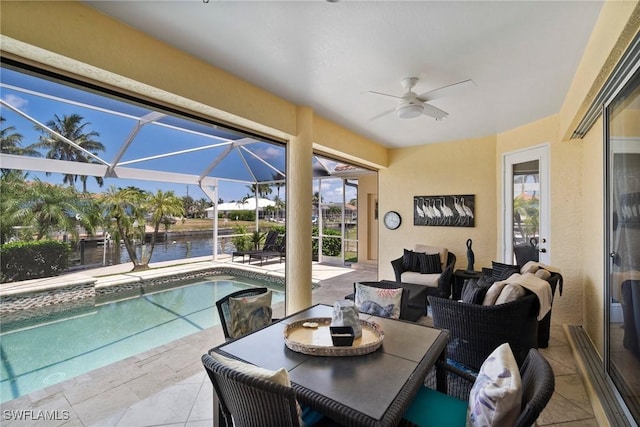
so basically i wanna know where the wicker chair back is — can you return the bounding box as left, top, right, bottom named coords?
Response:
left=201, top=354, right=301, bottom=427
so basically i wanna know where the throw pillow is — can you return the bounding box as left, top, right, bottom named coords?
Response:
left=492, top=261, right=520, bottom=281
left=418, top=252, right=442, bottom=274
left=478, top=274, right=497, bottom=287
left=482, top=280, right=510, bottom=306
left=354, top=283, right=403, bottom=319
left=402, top=249, right=420, bottom=272
left=535, top=269, right=552, bottom=280
left=495, top=284, right=527, bottom=305
left=228, top=290, right=273, bottom=339
left=468, top=343, right=522, bottom=427
left=461, top=278, right=490, bottom=304
left=414, top=244, right=448, bottom=271
left=210, top=351, right=291, bottom=386
left=210, top=352, right=321, bottom=426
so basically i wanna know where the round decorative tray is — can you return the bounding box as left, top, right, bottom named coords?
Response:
left=283, top=317, right=384, bottom=356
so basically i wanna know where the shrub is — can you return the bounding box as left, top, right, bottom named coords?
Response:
left=228, top=210, right=255, bottom=221
left=231, top=225, right=251, bottom=252
left=0, top=240, right=71, bottom=283
left=312, top=227, right=342, bottom=258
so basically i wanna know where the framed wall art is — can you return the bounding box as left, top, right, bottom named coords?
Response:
left=413, top=194, right=475, bottom=227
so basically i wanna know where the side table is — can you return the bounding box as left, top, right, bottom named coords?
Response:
left=452, top=269, right=482, bottom=300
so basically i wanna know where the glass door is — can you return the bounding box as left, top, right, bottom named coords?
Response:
left=606, top=67, right=640, bottom=422
left=503, top=146, right=550, bottom=265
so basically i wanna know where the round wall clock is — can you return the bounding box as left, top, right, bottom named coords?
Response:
left=383, top=211, right=402, bottom=230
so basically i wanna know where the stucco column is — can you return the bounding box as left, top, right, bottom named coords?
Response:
left=286, top=106, right=314, bottom=314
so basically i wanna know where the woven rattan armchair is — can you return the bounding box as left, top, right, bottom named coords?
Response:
left=201, top=353, right=301, bottom=427
left=216, top=287, right=270, bottom=341
left=391, top=252, right=456, bottom=299
left=428, top=293, right=539, bottom=371
left=418, top=348, right=555, bottom=426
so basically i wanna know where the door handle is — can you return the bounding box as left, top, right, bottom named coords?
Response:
left=538, top=248, right=547, bottom=253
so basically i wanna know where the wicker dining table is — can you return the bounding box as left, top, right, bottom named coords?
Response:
left=209, top=304, right=449, bottom=427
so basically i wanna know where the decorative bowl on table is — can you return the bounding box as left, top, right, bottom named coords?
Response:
left=329, top=326, right=355, bottom=346
left=283, top=317, right=383, bottom=356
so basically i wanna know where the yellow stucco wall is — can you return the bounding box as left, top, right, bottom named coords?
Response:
left=581, top=118, right=605, bottom=352
left=378, top=136, right=497, bottom=281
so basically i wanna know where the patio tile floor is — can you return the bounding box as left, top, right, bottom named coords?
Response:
left=0, top=259, right=599, bottom=426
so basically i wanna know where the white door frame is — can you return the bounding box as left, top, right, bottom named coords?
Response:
left=502, top=144, right=551, bottom=264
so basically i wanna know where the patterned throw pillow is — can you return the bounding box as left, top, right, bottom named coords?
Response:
left=492, top=261, right=520, bottom=281
left=468, top=343, right=522, bottom=426
left=354, top=283, right=403, bottom=319
left=228, top=290, right=273, bottom=339
left=418, top=253, right=442, bottom=274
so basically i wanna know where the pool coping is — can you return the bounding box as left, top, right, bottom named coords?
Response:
left=0, top=260, right=303, bottom=325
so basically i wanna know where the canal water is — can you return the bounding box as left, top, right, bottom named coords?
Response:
left=72, top=232, right=234, bottom=269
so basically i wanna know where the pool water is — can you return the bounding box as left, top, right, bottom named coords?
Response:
left=0, top=277, right=284, bottom=403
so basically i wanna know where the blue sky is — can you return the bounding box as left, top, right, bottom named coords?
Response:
left=1, top=67, right=356, bottom=203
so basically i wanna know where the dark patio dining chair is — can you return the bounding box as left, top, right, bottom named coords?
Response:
left=216, top=287, right=272, bottom=341
left=202, top=354, right=340, bottom=427
left=407, top=348, right=554, bottom=427
left=201, top=353, right=302, bottom=427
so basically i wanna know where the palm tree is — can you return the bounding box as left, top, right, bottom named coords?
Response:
left=182, top=195, right=194, bottom=218
left=31, top=113, right=105, bottom=192
left=0, top=173, right=27, bottom=243
left=246, top=183, right=272, bottom=199
left=100, top=186, right=147, bottom=270
left=17, top=179, right=85, bottom=240
left=0, top=116, right=41, bottom=176
left=144, top=190, right=185, bottom=265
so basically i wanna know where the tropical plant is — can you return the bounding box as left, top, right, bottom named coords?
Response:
left=15, top=179, right=92, bottom=241
left=182, top=195, right=195, bottom=218
left=99, top=186, right=148, bottom=270
left=30, top=113, right=106, bottom=192
left=231, top=224, right=251, bottom=252
left=246, top=183, right=272, bottom=199
left=0, top=173, right=28, bottom=244
left=250, top=230, right=265, bottom=250
left=514, top=194, right=539, bottom=241
left=0, top=240, right=71, bottom=283
left=0, top=116, right=41, bottom=176
left=144, top=190, right=185, bottom=264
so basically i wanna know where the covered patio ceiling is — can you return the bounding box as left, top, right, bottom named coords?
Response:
left=0, top=64, right=373, bottom=197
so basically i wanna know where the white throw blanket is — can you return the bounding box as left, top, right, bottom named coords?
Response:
left=492, top=273, right=552, bottom=320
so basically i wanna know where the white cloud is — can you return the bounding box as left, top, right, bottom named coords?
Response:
left=254, top=146, right=281, bottom=159
left=2, top=94, right=28, bottom=110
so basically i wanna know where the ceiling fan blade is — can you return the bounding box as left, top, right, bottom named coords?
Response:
left=365, top=90, right=404, bottom=100
left=368, top=108, right=396, bottom=121
left=422, top=103, right=449, bottom=120
left=418, top=79, right=475, bottom=102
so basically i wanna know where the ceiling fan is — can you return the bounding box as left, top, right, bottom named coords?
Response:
left=367, top=77, right=475, bottom=121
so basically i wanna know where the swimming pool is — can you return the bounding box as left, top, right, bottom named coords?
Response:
left=0, top=276, right=284, bottom=403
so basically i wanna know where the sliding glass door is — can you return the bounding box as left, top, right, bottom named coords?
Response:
left=606, top=66, right=640, bottom=423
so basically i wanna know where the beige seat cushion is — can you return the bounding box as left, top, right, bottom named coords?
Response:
left=400, top=271, right=440, bottom=288
left=414, top=244, right=448, bottom=271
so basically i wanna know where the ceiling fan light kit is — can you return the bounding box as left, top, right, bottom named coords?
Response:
left=396, top=103, right=424, bottom=119
left=368, top=76, right=474, bottom=121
